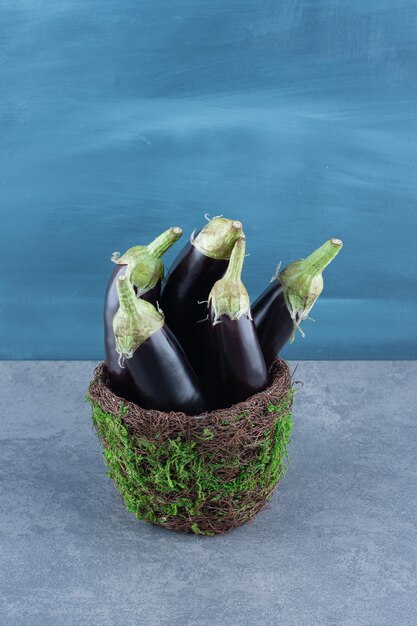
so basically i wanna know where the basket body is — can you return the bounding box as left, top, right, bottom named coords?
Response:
left=88, top=359, right=293, bottom=536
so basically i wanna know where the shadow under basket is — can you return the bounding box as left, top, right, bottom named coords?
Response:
left=87, top=359, right=294, bottom=536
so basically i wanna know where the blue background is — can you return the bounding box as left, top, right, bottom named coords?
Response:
left=1, top=1, right=416, bottom=360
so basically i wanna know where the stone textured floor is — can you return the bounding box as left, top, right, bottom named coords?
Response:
left=0, top=361, right=416, bottom=626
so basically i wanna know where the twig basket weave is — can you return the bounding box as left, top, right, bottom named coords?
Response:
left=88, top=359, right=293, bottom=535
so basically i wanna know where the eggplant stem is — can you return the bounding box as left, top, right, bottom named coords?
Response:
left=224, top=236, right=246, bottom=281
left=147, top=227, right=183, bottom=258
left=117, top=276, right=140, bottom=317
left=299, top=237, right=343, bottom=275
left=208, top=236, right=250, bottom=323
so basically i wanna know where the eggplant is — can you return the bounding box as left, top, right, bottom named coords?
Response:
left=104, top=226, right=182, bottom=397
left=252, top=238, right=343, bottom=368
left=160, top=217, right=243, bottom=370
left=113, top=275, right=207, bottom=415
left=205, top=236, right=268, bottom=408
left=251, top=279, right=293, bottom=370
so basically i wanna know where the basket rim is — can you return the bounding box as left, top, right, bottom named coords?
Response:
left=88, top=358, right=292, bottom=423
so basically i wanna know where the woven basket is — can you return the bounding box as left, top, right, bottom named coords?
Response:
left=87, top=359, right=293, bottom=536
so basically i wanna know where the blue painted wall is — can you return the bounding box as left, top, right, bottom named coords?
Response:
left=1, top=1, right=416, bottom=359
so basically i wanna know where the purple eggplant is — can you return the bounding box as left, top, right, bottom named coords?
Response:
left=104, top=226, right=182, bottom=397
left=113, top=275, right=207, bottom=415
left=251, top=279, right=294, bottom=371
left=160, top=217, right=243, bottom=370
left=205, top=236, right=267, bottom=408
left=253, top=238, right=343, bottom=368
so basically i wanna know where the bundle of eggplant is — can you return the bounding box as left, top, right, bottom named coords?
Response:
left=104, top=217, right=343, bottom=414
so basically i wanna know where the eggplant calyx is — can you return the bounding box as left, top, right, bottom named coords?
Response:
left=208, top=236, right=251, bottom=323
left=279, top=238, right=343, bottom=337
left=112, top=245, right=144, bottom=266
left=193, top=217, right=243, bottom=260
left=113, top=276, right=164, bottom=360
left=112, top=227, right=182, bottom=294
left=113, top=245, right=161, bottom=293
left=127, top=252, right=164, bottom=295
left=209, top=281, right=250, bottom=324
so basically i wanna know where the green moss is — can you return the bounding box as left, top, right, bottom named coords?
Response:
left=87, top=393, right=293, bottom=535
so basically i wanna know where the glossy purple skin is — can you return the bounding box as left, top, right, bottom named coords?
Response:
left=252, top=279, right=294, bottom=368
left=103, top=264, right=161, bottom=399
left=125, top=325, right=207, bottom=415
left=160, top=241, right=228, bottom=370
left=206, top=305, right=268, bottom=409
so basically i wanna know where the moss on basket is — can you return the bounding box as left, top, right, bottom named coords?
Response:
left=88, top=392, right=293, bottom=536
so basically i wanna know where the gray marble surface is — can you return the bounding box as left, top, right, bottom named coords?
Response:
left=0, top=361, right=416, bottom=625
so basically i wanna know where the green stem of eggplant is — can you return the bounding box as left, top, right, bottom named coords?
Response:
left=117, top=276, right=141, bottom=319
left=208, top=236, right=250, bottom=323
left=223, top=235, right=246, bottom=281
left=298, top=238, right=343, bottom=275
left=114, top=276, right=164, bottom=360
left=193, top=217, right=243, bottom=260
left=147, top=227, right=183, bottom=258
left=279, top=238, right=343, bottom=338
